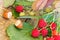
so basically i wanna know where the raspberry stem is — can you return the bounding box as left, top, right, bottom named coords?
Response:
left=34, top=19, right=39, bottom=28
left=39, top=25, right=49, bottom=32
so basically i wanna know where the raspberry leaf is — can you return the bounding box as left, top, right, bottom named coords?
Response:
left=12, top=8, right=19, bottom=18
left=14, top=0, right=33, bottom=7
left=4, top=0, right=15, bottom=7
left=56, top=22, right=60, bottom=33
left=42, top=12, right=56, bottom=23
left=47, top=27, right=52, bottom=37
left=7, top=22, right=43, bottom=40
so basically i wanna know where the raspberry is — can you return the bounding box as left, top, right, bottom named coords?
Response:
left=31, top=28, right=40, bottom=38
left=38, top=19, right=47, bottom=28
left=46, top=37, right=54, bottom=40
left=50, top=22, right=57, bottom=31
left=15, top=5, right=24, bottom=12
left=41, top=29, right=48, bottom=37
left=54, top=35, right=60, bottom=40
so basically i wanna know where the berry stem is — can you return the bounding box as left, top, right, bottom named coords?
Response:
left=34, top=19, right=39, bottom=28
left=39, top=25, right=49, bottom=32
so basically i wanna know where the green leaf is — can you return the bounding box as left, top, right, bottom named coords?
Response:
left=7, top=22, right=43, bottom=40
left=12, top=9, right=19, bottom=18
left=47, top=27, right=52, bottom=37
left=42, top=12, right=56, bottom=23
left=14, top=0, right=33, bottom=7
left=56, top=22, right=60, bottom=33
left=4, top=0, right=15, bottom=7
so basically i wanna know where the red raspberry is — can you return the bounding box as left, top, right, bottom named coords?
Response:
left=38, top=19, right=47, bottom=28
left=15, top=5, right=24, bottom=12
left=41, top=29, right=48, bottom=37
left=50, top=22, right=57, bottom=31
left=54, top=35, right=60, bottom=40
left=46, top=37, right=54, bottom=40
left=31, top=28, right=40, bottom=38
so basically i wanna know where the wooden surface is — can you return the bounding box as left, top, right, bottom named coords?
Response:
left=0, top=15, right=16, bottom=40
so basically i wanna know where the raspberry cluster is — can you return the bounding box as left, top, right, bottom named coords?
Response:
left=31, top=18, right=59, bottom=40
